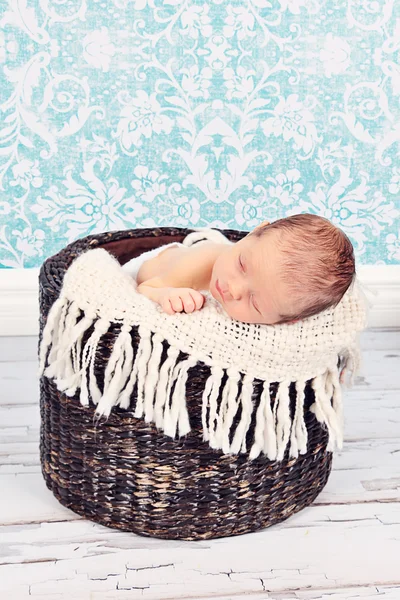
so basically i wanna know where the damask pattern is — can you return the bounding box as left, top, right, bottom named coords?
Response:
left=0, top=0, right=399, bottom=268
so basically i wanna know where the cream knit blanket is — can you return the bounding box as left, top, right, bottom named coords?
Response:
left=39, top=238, right=368, bottom=461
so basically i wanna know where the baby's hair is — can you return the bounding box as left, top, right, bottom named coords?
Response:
left=250, top=213, right=356, bottom=324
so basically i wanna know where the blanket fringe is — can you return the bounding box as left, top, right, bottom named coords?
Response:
left=310, top=368, right=344, bottom=452
left=39, top=297, right=354, bottom=461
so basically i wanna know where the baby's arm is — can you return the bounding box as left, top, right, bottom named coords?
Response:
left=136, top=277, right=166, bottom=303
left=137, top=245, right=215, bottom=314
left=138, top=280, right=205, bottom=315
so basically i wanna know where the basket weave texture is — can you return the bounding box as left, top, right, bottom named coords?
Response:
left=39, top=226, right=332, bottom=541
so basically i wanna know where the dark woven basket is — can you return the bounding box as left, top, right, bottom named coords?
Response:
left=39, top=226, right=333, bottom=541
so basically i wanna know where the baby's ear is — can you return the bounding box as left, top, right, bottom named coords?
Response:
left=255, top=220, right=270, bottom=230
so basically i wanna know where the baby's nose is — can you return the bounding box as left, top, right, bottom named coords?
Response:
left=229, top=281, right=245, bottom=300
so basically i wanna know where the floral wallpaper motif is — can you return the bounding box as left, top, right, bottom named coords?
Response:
left=0, top=0, right=399, bottom=268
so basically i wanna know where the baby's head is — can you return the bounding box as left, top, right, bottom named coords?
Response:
left=210, top=213, right=356, bottom=325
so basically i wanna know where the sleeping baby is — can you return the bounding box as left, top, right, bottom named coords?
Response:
left=124, top=213, right=356, bottom=326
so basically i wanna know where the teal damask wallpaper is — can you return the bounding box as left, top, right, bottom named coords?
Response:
left=0, top=0, right=399, bottom=268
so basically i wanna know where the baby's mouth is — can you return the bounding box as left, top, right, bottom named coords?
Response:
left=215, top=279, right=226, bottom=300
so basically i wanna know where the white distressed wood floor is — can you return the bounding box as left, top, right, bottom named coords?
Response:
left=0, top=330, right=399, bottom=600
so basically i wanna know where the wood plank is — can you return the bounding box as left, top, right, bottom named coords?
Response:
left=0, top=361, right=40, bottom=406
left=1, top=584, right=400, bottom=600
left=183, top=590, right=400, bottom=600
left=359, top=328, right=400, bottom=351
left=0, top=336, right=38, bottom=362
left=0, top=404, right=40, bottom=429
left=0, top=503, right=399, bottom=598
left=344, top=389, right=400, bottom=440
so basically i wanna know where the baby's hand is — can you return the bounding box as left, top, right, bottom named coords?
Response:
left=159, top=287, right=205, bottom=315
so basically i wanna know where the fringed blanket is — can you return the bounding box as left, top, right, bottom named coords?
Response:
left=38, top=243, right=367, bottom=461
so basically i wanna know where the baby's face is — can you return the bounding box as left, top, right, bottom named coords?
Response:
left=209, top=230, right=296, bottom=325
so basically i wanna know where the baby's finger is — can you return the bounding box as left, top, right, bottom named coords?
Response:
left=184, top=294, right=196, bottom=312
left=170, top=295, right=184, bottom=312
left=160, top=297, right=175, bottom=315
left=190, top=291, right=204, bottom=311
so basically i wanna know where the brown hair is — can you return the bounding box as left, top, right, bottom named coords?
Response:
left=250, top=213, right=356, bottom=324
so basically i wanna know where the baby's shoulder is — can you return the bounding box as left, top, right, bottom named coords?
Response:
left=137, top=241, right=217, bottom=285
left=158, top=240, right=217, bottom=265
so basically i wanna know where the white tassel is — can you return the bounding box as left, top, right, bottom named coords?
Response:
left=275, top=380, right=292, bottom=461
left=348, top=345, right=361, bottom=386
left=47, top=301, right=81, bottom=381
left=289, top=379, right=308, bottom=458
left=133, top=325, right=153, bottom=419
left=201, top=369, right=223, bottom=441
left=162, top=363, right=182, bottom=437
left=57, top=303, right=91, bottom=396
left=203, top=367, right=224, bottom=448
left=330, top=368, right=344, bottom=450
left=38, top=296, right=67, bottom=375
left=88, top=322, right=113, bottom=406
left=44, top=311, right=95, bottom=380
left=201, top=371, right=214, bottom=443
left=78, top=318, right=110, bottom=404
left=59, top=300, right=81, bottom=355
left=163, top=356, right=197, bottom=438
left=154, top=345, right=180, bottom=428
left=59, top=329, right=84, bottom=397
left=117, top=351, right=140, bottom=411
left=113, top=331, right=134, bottom=408
left=262, top=382, right=278, bottom=460
left=213, top=367, right=241, bottom=453
left=46, top=299, right=71, bottom=370
left=324, top=369, right=342, bottom=451
left=71, top=335, right=82, bottom=379
left=44, top=306, right=96, bottom=401
left=94, top=324, right=133, bottom=419
left=249, top=381, right=271, bottom=460
left=80, top=345, right=92, bottom=406
left=311, top=371, right=343, bottom=453
left=340, top=345, right=361, bottom=387
left=229, top=374, right=254, bottom=454
left=163, top=358, right=185, bottom=437
left=177, top=359, right=196, bottom=436
left=143, top=332, right=164, bottom=423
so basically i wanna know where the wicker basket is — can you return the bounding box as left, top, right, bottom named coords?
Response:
left=39, top=226, right=332, bottom=541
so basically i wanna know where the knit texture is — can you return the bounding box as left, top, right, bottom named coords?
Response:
left=38, top=234, right=368, bottom=461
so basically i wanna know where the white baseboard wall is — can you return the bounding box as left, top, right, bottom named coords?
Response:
left=0, top=265, right=399, bottom=336
left=0, top=268, right=41, bottom=337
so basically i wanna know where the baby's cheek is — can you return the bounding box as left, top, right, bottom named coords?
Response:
left=233, top=304, right=250, bottom=320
